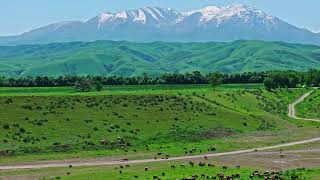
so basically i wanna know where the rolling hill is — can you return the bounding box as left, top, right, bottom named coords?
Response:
left=0, top=40, right=320, bottom=77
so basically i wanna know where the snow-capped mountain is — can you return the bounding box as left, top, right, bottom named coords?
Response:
left=1, top=4, right=320, bottom=45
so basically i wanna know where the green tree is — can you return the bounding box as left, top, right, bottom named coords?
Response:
left=94, top=81, right=103, bottom=91
left=263, top=77, right=274, bottom=90
left=74, top=79, right=92, bottom=92
left=209, top=72, right=222, bottom=90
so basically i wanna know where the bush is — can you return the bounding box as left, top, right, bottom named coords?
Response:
left=3, top=124, right=10, bottom=130
left=19, top=128, right=26, bottom=133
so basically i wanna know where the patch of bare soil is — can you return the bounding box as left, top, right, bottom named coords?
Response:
left=205, top=148, right=320, bottom=171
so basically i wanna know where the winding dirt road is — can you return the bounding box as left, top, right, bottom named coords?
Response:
left=288, top=90, right=320, bottom=122
left=0, top=91, right=319, bottom=170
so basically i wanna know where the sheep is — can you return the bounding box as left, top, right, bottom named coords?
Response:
left=189, top=161, right=195, bottom=167
left=199, top=162, right=206, bottom=167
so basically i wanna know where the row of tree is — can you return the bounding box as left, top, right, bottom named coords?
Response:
left=0, top=71, right=266, bottom=88
left=0, top=70, right=319, bottom=90
left=263, top=69, right=320, bottom=90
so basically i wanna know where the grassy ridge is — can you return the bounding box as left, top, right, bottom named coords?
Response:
left=0, top=40, right=320, bottom=76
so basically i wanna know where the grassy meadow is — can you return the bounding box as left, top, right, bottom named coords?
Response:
left=1, top=160, right=319, bottom=180
left=0, top=84, right=318, bottom=165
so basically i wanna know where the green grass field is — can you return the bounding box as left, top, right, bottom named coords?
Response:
left=0, top=84, right=317, bottom=165
left=1, top=160, right=319, bottom=180
left=0, top=84, right=320, bottom=179
left=296, top=89, right=320, bottom=119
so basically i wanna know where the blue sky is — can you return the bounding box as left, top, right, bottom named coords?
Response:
left=1, top=0, right=319, bottom=36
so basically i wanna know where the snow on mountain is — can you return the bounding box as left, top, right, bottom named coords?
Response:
left=0, top=5, right=320, bottom=45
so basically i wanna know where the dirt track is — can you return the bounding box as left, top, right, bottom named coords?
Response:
left=288, top=90, right=320, bottom=122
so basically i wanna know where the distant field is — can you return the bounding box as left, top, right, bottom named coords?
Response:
left=0, top=83, right=264, bottom=96
left=0, top=84, right=317, bottom=165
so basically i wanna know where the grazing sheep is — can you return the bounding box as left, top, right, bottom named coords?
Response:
left=121, top=158, right=129, bottom=162
left=189, top=161, right=195, bottom=167
left=199, top=162, right=206, bottom=167
left=144, top=167, right=149, bottom=171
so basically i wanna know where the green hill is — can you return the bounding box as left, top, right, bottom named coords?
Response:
left=0, top=40, right=320, bottom=76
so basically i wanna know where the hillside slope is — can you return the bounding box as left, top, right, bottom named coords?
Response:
left=0, top=40, right=320, bottom=76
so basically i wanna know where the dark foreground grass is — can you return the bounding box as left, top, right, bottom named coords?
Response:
left=1, top=161, right=319, bottom=180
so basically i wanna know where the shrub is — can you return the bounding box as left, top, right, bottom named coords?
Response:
left=3, top=124, right=10, bottom=130
left=19, top=128, right=26, bottom=133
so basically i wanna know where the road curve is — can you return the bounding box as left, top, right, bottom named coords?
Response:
left=0, top=91, right=319, bottom=170
left=288, top=90, right=320, bottom=122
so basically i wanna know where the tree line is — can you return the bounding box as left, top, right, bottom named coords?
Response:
left=263, top=69, right=320, bottom=90
left=0, top=71, right=265, bottom=87
left=0, top=70, right=319, bottom=90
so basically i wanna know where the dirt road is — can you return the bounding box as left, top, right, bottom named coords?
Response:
left=288, top=90, right=320, bottom=122
left=0, top=91, right=319, bottom=170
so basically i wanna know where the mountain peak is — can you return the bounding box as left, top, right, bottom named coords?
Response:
left=1, top=5, right=320, bottom=46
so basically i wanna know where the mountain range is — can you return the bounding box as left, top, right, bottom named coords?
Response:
left=0, top=40, right=319, bottom=77
left=1, top=4, right=320, bottom=45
